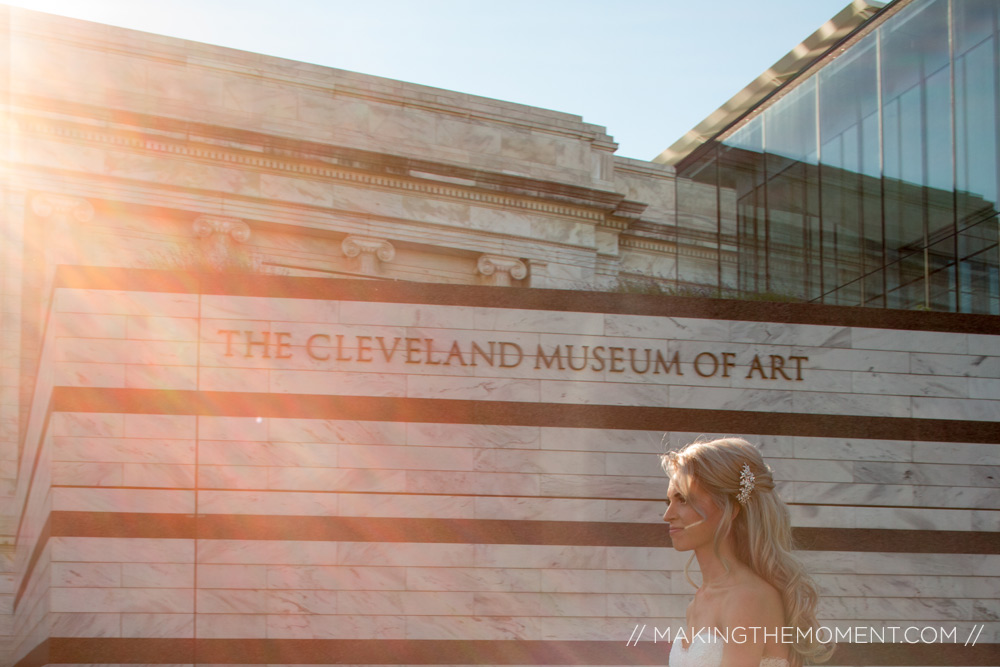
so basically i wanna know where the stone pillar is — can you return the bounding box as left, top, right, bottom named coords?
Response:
left=342, top=235, right=395, bottom=276
left=193, top=215, right=251, bottom=272
left=477, top=254, right=527, bottom=287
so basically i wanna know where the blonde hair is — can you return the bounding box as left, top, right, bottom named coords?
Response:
left=661, top=437, right=832, bottom=666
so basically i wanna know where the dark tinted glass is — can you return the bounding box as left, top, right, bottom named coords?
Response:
left=673, top=0, right=998, bottom=312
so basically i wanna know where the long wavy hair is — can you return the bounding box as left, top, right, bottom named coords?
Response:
left=661, top=437, right=832, bottom=666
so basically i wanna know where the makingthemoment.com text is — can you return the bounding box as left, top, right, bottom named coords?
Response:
left=625, top=625, right=985, bottom=646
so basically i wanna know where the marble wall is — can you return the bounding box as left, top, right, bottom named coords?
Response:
left=7, top=272, right=997, bottom=667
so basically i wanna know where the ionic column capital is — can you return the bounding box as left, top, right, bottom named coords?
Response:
left=342, top=235, right=396, bottom=262
left=477, top=254, right=527, bottom=286
left=193, top=215, right=251, bottom=243
left=342, top=235, right=396, bottom=275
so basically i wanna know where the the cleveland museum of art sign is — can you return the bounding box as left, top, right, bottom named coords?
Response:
left=12, top=267, right=997, bottom=666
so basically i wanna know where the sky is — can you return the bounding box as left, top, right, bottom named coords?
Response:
left=4, top=0, right=856, bottom=160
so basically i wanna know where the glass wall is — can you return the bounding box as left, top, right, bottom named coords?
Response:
left=677, top=0, right=1000, bottom=314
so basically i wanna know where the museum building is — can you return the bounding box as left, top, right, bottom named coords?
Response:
left=0, top=0, right=997, bottom=666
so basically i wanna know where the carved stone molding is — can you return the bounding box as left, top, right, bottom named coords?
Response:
left=30, top=194, right=94, bottom=223
left=477, top=254, right=528, bottom=287
left=342, top=235, right=396, bottom=275
left=18, top=114, right=608, bottom=224
left=193, top=215, right=251, bottom=272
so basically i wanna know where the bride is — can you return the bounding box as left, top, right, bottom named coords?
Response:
left=661, top=438, right=833, bottom=667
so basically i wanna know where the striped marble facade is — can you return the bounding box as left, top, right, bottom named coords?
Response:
left=9, top=268, right=998, bottom=667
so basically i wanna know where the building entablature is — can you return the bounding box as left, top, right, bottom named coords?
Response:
left=2, top=6, right=620, bottom=192
left=1, top=7, right=697, bottom=297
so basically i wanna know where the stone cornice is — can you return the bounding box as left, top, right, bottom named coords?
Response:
left=10, top=111, right=632, bottom=225
left=619, top=235, right=729, bottom=261
left=5, top=8, right=613, bottom=146
left=626, top=222, right=724, bottom=248
left=619, top=236, right=678, bottom=253
left=618, top=236, right=738, bottom=263
left=613, top=155, right=676, bottom=178
left=598, top=219, right=631, bottom=232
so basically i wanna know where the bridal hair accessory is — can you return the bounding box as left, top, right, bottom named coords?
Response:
left=737, top=463, right=755, bottom=504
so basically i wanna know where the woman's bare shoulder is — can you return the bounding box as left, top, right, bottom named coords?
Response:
left=720, top=571, right=785, bottom=627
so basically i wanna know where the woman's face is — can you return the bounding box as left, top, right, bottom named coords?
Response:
left=663, top=475, right=724, bottom=552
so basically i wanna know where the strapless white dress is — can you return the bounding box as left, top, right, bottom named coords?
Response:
left=669, top=634, right=790, bottom=667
